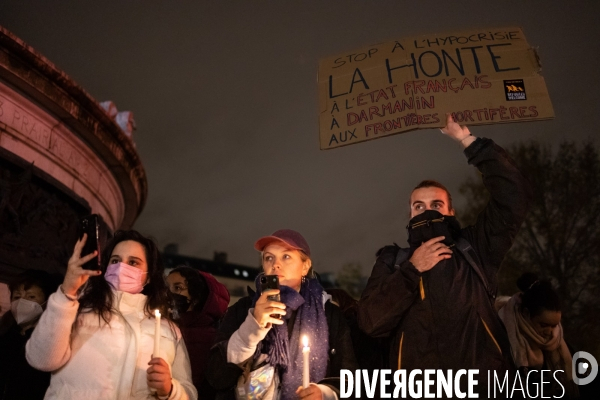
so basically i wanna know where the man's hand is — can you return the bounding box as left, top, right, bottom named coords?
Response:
left=147, top=357, right=173, bottom=397
left=252, top=289, right=286, bottom=329
left=296, top=384, right=323, bottom=399
left=440, top=113, right=475, bottom=148
left=409, top=236, right=452, bottom=272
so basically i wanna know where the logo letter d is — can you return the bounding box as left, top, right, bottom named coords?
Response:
left=573, top=351, right=598, bottom=386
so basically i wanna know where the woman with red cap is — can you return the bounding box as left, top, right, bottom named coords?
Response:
left=206, top=229, right=357, bottom=400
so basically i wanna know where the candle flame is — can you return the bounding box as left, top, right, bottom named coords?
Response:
left=302, top=335, right=308, bottom=347
left=155, top=309, right=161, bottom=318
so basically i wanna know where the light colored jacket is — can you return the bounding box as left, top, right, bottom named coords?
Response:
left=26, top=288, right=197, bottom=400
left=226, top=293, right=337, bottom=400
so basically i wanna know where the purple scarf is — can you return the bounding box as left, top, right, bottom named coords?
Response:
left=252, top=276, right=329, bottom=398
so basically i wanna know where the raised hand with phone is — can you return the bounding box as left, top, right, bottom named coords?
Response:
left=25, top=229, right=198, bottom=399
left=77, top=214, right=104, bottom=270
left=60, top=233, right=102, bottom=298
left=60, top=214, right=105, bottom=298
left=207, top=229, right=358, bottom=400
left=252, top=275, right=286, bottom=329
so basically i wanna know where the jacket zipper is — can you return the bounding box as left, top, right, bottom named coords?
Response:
left=481, top=317, right=502, bottom=355
left=419, top=277, right=425, bottom=300
left=397, top=332, right=404, bottom=370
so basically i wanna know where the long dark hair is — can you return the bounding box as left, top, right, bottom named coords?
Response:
left=78, top=230, right=170, bottom=323
left=517, top=272, right=561, bottom=317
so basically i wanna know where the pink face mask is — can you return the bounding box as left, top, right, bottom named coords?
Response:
left=105, top=262, right=147, bottom=294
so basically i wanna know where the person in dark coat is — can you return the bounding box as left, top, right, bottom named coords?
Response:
left=0, top=270, right=60, bottom=400
left=325, top=288, right=387, bottom=373
left=167, top=267, right=230, bottom=398
left=206, top=229, right=357, bottom=400
left=357, top=113, right=532, bottom=395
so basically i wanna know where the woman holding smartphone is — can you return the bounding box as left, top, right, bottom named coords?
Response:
left=207, top=229, right=357, bottom=400
left=25, top=230, right=197, bottom=400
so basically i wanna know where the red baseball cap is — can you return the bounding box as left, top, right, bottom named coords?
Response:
left=254, top=229, right=311, bottom=257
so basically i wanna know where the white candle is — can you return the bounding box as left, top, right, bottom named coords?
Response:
left=302, top=335, right=310, bottom=388
left=154, top=309, right=161, bottom=358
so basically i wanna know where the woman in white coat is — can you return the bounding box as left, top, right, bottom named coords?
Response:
left=26, top=230, right=197, bottom=400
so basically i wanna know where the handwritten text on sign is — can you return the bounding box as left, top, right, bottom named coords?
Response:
left=318, top=27, right=554, bottom=149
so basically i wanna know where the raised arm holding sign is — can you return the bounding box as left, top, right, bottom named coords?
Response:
left=357, top=112, right=533, bottom=395
left=318, top=27, right=553, bottom=149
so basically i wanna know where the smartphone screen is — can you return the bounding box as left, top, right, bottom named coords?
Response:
left=78, top=214, right=101, bottom=270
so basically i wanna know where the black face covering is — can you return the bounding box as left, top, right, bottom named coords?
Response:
left=406, top=210, right=461, bottom=248
left=169, top=292, right=191, bottom=320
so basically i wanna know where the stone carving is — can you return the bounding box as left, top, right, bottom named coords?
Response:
left=99, top=101, right=118, bottom=118
left=1, top=26, right=146, bottom=235
left=116, top=111, right=136, bottom=140
left=100, top=100, right=136, bottom=140
left=0, top=163, right=32, bottom=235
left=0, top=160, right=89, bottom=282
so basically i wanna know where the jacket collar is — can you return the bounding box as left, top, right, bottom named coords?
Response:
left=112, top=290, right=147, bottom=313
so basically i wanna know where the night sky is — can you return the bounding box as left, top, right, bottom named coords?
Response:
left=1, top=1, right=599, bottom=277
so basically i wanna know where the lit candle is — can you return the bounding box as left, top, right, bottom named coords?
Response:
left=154, top=309, right=161, bottom=358
left=302, top=335, right=310, bottom=388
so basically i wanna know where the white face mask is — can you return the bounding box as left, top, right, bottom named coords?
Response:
left=11, top=298, right=44, bottom=326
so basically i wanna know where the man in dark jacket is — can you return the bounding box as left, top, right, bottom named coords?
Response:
left=357, top=114, right=532, bottom=395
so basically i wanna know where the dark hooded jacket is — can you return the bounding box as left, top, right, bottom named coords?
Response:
left=357, top=138, right=532, bottom=387
left=178, top=271, right=230, bottom=397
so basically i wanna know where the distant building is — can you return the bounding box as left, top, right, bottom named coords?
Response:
left=162, top=246, right=259, bottom=305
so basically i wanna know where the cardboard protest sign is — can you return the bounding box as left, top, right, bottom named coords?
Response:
left=318, top=27, right=554, bottom=150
